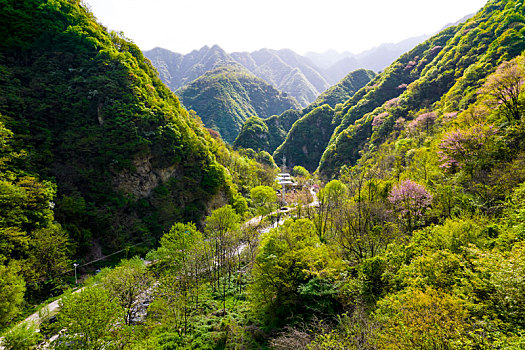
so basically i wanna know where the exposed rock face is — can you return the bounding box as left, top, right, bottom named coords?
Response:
left=113, top=154, right=180, bottom=198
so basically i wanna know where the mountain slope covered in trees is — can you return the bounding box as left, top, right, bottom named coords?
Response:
left=234, top=68, right=375, bottom=166
left=273, top=105, right=338, bottom=172
left=145, top=46, right=334, bottom=107
left=318, top=0, right=525, bottom=177
left=4, top=1, right=525, bottom=349
left=176, top=65, right=300, bottom=143
left=0, top=0, right=265, bottom=314
left=233, top=109, right=303, bottom=155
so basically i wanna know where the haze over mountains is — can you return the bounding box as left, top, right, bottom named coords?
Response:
left=145, top=35, right=431, bottom=106
left=143, top=36, right=430, bottom=143
left=4, top=0, right=525, bottom=348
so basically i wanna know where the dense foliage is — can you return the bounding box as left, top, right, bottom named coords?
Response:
left=311, top=68, right=376, bottom=109
left=0, top=0, right=275, bottom=326
left=3, top=0, right=525, bottom=349
left=274, top=105, right=337, bottom=172
left=235, top=68, right=374, bottom=164
left=177, top=64, right=300, bottom=143
left=234, top=109, right=303, bottom=155
left=319, top=0, right=525, bottom=177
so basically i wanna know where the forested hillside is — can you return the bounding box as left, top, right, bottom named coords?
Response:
left=176, top=65, right=300, bottom=143
left=319, top=0, right=525, bottom=177
left=273, top=105, right=337, bottom=172
left=3, top=0, right=525, bottom=349
left=235, top=68, right=375, bottom=167
left=233, top=110, right=303, bottom=155
left=0, top=0, right=271, bottom=319
left=311, top=69, right=377, bottom=109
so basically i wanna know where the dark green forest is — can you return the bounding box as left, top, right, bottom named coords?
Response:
left=234, top=69, right=375, bottom=160
left=177, top=65, right=300, bottom=144
left=2, top=0, right=525, bottom=349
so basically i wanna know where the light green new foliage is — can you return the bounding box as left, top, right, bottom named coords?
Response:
left=205, top=205, right=241, bottom=237
left=0, top=262, right=25, bottom=327
left=1, top=322, right=42, bottom=350
left=250, top=218, right=341, bottom=322
left=292, top=165, right=310, bottom=178
left=55, top=287, right=123, bottom=350
left=250, top=185, right=277, bottom=218
left=99, top=257, right=152, bottom=326
left=29, top=223, right=71, bottom=280
left=156, top=222, right=202, bottom=270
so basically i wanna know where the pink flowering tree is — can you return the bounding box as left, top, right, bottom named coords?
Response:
left=407, top=112, right=437, bottom=134
left=437, top=124, right=496, bottom=173
left=480, top=56, right=525, bottom=122
left=388, top=179, right=432, bottom=232
left=372, top=112, right=389, bottom=127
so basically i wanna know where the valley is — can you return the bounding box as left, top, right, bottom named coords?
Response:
left=1, top=0, right=525, bottom=349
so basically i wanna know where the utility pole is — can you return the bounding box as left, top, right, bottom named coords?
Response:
left=73, top=263, right=79, bottom=285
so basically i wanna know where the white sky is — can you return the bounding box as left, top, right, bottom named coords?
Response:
left=84, top=0, right=488, bottom=55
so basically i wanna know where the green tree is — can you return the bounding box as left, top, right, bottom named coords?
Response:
left=150, top=222, right=205, bottom=333
left=375, top=287, right=470, bottom=349
left=55, top=287, right=124, bottom=350
left=29, top=223, right=71, bottom=281
left=99, top=257, right=152, bottom=325
left=0, top=262, right=25, bottom=327
left=1, top=322, right=42, bottom=350
left=156, top=222, right=202, bottom=270
left=204, top=205, right=241, bottom=312
left=292, top=165, right=310, bottom=178
left=314, top=180, right=348, bottom=241
left=334, top=173, right=394, bottom=264
left=250, top=185, right=277, bottom=221
left=250, top=218, right=342, bottom=324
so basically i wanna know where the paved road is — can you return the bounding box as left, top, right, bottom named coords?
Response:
left=1, top=187, right=320, bottom=348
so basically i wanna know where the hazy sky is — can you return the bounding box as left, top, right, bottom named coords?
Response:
left=84, top=0, right=488, bottom=55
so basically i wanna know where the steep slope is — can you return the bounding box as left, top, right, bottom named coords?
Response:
left=0, top=0, right=235, bottom=255
left=273, top=105, right=337, bottom=172
left=245, top=48, right=330, bottom=106
left=146, top=46, right=332, bottom=108
left=232, top=116, right=271, bottom=152
left=312, top=69, right=377, bottom=109
left=307, top=35, right=429, bottom=82
left=144, top=45, right=235, bottom=91
left=177, top=65, right=300, bottom=143
left=233, top=109, right=303, bottom=154
left=319, top=0, right=525, bottom=178
left=234, top=68, right=375, bottom=165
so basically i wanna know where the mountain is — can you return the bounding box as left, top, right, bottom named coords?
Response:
left=176, top=64, right=300, bottom=143
left=234, top=68, right=375, bottom=167
left=307, top=35, right=429, bottom=83
left=235, top=48, right=331, bottom=106
left=145, top=46, right=330, bottom=107
left=304, top=49, right=355, bottom=69
left=265, top=69, right=376, bottom=171
left=312, top=69, right=377, bottom=109
left=0, top=0, right=242, bottom=265
left=318, top=0, right=525, bottom=177
left=233, top=109, right=303, bottom=154
left=144, top=45, right=235, bottom=91
left=273, top=105, right=337, bottom=172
